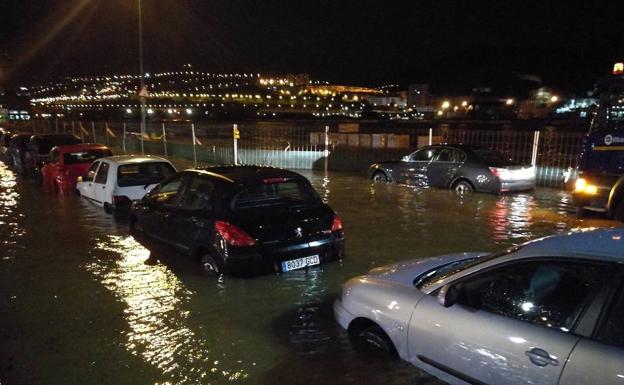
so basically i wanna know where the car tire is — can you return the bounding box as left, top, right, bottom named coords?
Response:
left=200, top=253, right=223, bottom=277
left=453, top=180, right=474, bottom=193
left=103, top=202, right=113, bottom=214
left=371, top=171, right=388, bottom=182
left=351, top=325, right=397, bottom=357
left=614, top=199, right=624, bottom=222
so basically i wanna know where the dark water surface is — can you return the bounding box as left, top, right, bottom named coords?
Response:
left=0, top=161, right=619, bottom=385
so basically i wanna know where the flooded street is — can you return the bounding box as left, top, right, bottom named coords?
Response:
left=0, top=161, right=620, bottom=385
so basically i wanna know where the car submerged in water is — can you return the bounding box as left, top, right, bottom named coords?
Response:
left=368, top=144, right=536, bottom=193
left=334, top=228, right=624, bottom=385
left=130, top=166, right=345, bottom=276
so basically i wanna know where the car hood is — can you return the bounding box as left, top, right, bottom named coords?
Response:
left=365, top=252, right=488, bottom=286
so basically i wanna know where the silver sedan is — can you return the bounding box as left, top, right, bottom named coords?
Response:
left=334, top=228, right=624, bottom=385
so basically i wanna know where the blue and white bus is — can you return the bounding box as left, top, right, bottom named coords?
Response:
left=573, top=62, right=624, bottom=221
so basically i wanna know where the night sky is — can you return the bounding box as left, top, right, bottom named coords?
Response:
left=1, top=0, right=623, bottom=94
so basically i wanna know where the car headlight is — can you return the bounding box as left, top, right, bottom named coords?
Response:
left=575, top=178, right=598, bottom=195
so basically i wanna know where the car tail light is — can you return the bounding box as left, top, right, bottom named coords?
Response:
left=331, top=214, right=343, bottom=232
left=113, top=195, right=131, bottom=206
left=489, top=167, right=501, bottom=177
left=214, top=220, right=256, bottom=246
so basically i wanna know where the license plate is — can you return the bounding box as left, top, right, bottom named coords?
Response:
left=281, top=255, right=320, bottom=272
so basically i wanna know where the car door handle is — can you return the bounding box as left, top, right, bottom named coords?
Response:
left=525, top=348, right=559, bottom=367
left=102, top=185, right=106, bottom=189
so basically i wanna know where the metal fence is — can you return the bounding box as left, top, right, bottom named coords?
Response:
left=26, top=120, right=586, bottom=188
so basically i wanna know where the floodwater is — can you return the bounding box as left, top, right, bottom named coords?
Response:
left=0, top=161, right=619, bottom=385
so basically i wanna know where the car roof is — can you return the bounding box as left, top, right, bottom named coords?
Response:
left=518, top=228, right=624, bottom=261
left=100, top=154, right=171, bottom=165
left=54, top=143, right=110, bottom=153
left=186, top=165, right=308, bottom=185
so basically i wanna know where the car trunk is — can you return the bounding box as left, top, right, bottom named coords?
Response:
left=491, top=165, right=536, bottom=182
left=232, top=204, right=334, bottom=245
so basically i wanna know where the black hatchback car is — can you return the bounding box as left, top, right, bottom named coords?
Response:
left=130, top=166, right=345, bottom=276
left=368, top=144, right=536, bottom=193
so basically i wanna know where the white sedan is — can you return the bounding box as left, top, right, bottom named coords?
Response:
left=335, top=228, right=624, bottom=385
left=77, top=155, right=176, bottom=212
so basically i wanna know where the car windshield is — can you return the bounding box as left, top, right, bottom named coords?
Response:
left=413, top=246, right=522, bottom=289
left=63, top=150, right=112, bottom=164
left=471, top=148, right=513, bottom=166
left=233, top=181, right=320, bottom=210
left=117, top=162, right=176, bottom=187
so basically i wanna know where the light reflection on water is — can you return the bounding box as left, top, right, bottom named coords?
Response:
left=86, top=235, right=249, bottom=384
left=0, top=163, right=25, bottom=260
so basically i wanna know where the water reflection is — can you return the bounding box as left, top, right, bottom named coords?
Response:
left=0, top=163, right=25, bottom=260
left=86, top=235, right=249, bottom=384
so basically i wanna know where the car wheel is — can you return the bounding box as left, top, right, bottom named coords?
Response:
left=200, top=253, right=222, bottom=277
left=351, top=325, right=397, bottom=357
left=371, top=171, right=388, bottom=182
left=103, top=202, right=113, bottom=214
left=453, top=180, right=474, bottom=193
left=614, top=199, right=624, bottom=222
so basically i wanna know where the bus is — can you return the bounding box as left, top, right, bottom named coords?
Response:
left=573, top=62, right=624, bottom=221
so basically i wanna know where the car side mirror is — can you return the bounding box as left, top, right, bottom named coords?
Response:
left=402, top=155, right=410, bottom=162
left=437, top=283, right=460, bottom=308
left=77, top=176, right=83, bottom=183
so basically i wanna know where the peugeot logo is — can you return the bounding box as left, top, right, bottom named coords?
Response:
left=294, top=227, right=303, bottom=238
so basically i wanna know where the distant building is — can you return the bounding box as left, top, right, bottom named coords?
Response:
left=285, top=73, right=310, bottom=87
left=408, top=84, right=430, bottom=108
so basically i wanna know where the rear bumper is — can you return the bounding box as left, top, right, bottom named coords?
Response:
left=223, top=235, right=345, bottom=274
left=500, top=179, right=536, bottom=192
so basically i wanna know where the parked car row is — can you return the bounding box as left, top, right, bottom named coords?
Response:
left=2, top=132, right=620, bottom=384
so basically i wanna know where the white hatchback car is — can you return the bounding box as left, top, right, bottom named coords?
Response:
left=76, top=155, right=177, bottom=212
left=335, top=228, right=624, bottom=385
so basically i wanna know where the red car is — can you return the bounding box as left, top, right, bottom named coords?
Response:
left=41, top=143, right=113, bottom=194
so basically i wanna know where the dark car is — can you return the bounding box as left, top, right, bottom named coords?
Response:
left=130, top=166, right=345, bottom=276
left=22, top=134, right=82, bottom=174
left=6, top=133, right=32, bottom=173
left=368, top=144, right=536, bottom=193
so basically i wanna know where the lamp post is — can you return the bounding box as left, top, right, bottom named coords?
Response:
left=138, top=0, right=146, bottom=154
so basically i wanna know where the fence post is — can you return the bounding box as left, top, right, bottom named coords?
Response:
left=55, top=119, right=59, bottom=133
left=531, top=130, right=540, bottom=166
left=233, top=123, right=239, bottom=165
left=105, top=122, right=110, bottom=146
left=71, top=121, right=75, bottom=136
left=162, top=123, right=168, bottom=157
left=122, top=122, right=127, bottom=153
left=91, top=122, right=96, bottom=143
left=140, top=122, right=145, bottom=155
left=429, top=127, right=433, bottom=146
left=191, top=123, right=197, bottom=167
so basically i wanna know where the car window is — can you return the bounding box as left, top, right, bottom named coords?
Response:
left=85, top=161, right=100, bottom=182
left=456, top=260, right=609, bottom=332
left=472, top=148, right=513, bottom=166
left=49, top=149, right=60, bottom=163
left=233, top=181, right=320, bottom=210
left=410, top=148, right=438, bottom=161
left=595, top=286, right=624, bottom=347
left=149, top=176, right=184, bottom=205
left=94, top=162, right=110, bottom=184
left=117, top=162, right=176, bottom=187
left=64, top=150, right=112, bottom=165
left=436, top=149, right=466, bottom=163
left=178, top=177, right=215, bottom=211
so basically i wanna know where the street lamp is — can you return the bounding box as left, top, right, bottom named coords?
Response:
left=138, top=0, right=146, bottom=155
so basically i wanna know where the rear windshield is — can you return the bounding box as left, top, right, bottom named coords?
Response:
left=63, top=150, right=112, bottom=165
left=472, top=148, right=513, bottom=166
left=117, top=162, right=176, bottom=187
left=37, top=137, right=82, bottom=154
left=233, top=181, right=320, bottom=210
